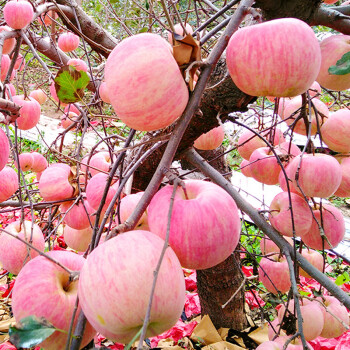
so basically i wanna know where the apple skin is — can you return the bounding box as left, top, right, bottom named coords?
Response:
left=0, top=220, right=45, bottom=275
left=57, top=32, right=80, bottom=52
left=193, top=125, right=225, bottom=151
left=1, top=54, right=10, bottom=82
left=321, top=109, right=350, bottom=152
left=309, top=81, right=322, bottom=97
left=260, top=236, right=293, bottom=255
left=119, top=192, right=149, bottom=230
left=99, top=82, right=111, bottom=103
left=16, top=152, right=34, bottom=172
left=268, top=192, right=312, bottom=237
left=4, top=0, right=34, bottom=29
left=334, top=156, right=350, bottom=197
left=0, top=166, right=19, bottom=202
left=78, top=230, right=185, bottom=344
left=0, top=26, right=16, bottom=54
left=105, top=33, right=189, bottom=131
left=316, top=296, right=349, bottom=338
left=12, top=95, right=41, bottom=130
left=12, top=250, right=96, bottom=349
left=302, top=203, right=345, bottom=250
left=226, top=18, right=321, bottom=97
left=278, top=299, right=324, bottom=341
left=282, top=96, right=329, bottom=135
left=29, top=89, right=47, bottom=105
left=64, top=104, right=81, bottom=116
left=67, top=58, right=88, bottom=72
left=268, top=318, right=286, bottom=340
left=299, top=248, right=324, bottom=278
left=37, top=10, right=58, bottom=25
left=89, top=151, right=111, bottom=176
left=273, top=336, right=313, bottom=349
left=283, top=154, right=342, bottom=198
left=258, top=255, right=291, bottom=294
left=240, top=159, right=253, bottom=177
left=0, top=128, right=10, bottom=172
left=60, top=111, right=78, bottom=129
left=63, top=225, right=93, bottom=252
left=60, top=200, right=96, bottom=230
left=256, top=341, right=281, bottom=350
left=31, top=152, right=48, bottom=172
left=168, top=23, right=193, bottom=42
left=148, top=179, right=241, bottom=270
left=317, top=35, right=350, bottom=91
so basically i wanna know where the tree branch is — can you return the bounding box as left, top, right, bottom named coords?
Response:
left=311, top=6, right=350, bottom=34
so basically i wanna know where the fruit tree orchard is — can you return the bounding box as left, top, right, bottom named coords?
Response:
left=2, top=0, right=350, bottom=349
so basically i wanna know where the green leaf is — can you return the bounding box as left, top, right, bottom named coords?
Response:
left=328, top=51, right=350, bottom=75
left=335, top=271, right=350, bottom=286
left=54, top=65, right=90, bottom=103
left=9, top=316, right=56, bottom=348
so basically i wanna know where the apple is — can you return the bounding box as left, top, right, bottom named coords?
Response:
left=309, top=81, right=322, bottom=97
left=4, top=0, right=34, bottom=29
left=78, top=230, right=185, bottom=343
left=104, top=33, right=189, bottom=131
left=57, top=32, right=80, bottom=52
left=99, top=81, right=111, bottom=103
left=60, top=200, right=96, bottom=230
left=0, top=220, right=45, bottom=275
left=29, top=89, right=47, bottom=105
left=89, top=151, right=111, bottom=176
left=193, top=125, right=225, bottom=150
left=31, top=152, right=48, bottom=172
left=167, top=23, right=194, bottom=42
left=268, top=192, right=312, bottom=237
left=273, top=336, right=313, bottom=349
left=148, top=179, right=241, bottom=270
left=12, top=250, right=96, bottom=349
left=282, top=153, right=342, bottom=198
left=37, top=10, right=58, bottom=26
left=226, top=18, right=321, bottom=97
left=64, top=104, right=81, bottom=116
left=1, top=54, right=10, bottom=82
left=321, top=109, right=350, bottom=152
left=258, top=255, right=291, bottom=294
left=317, top=35, right=350, bottom=91
left=268, top=318, right=286, bottom=340
left=12, top=95, right=41, bottom=130
left=278, top=299, right=324, bottom=341
left=63, top=225, right=93, bottom=252
left=49, top=81, right=67, bottom=106
left=282, top=96, right=329, bottom=135
left=60, top=111, right=79, bottom=129
left=275, top=141, right=301, bottom=159
left=260, top=236, right=293, bottom=255
left=256, top=341, right=281, bottom=350
left=0, top=166, right=19, bottom=202
left=302, top=203, right=345, bottom=250
left=277, top=98, right=292, bottom=119
left=299, top=248, right=324, bottom=278
left=5, top=83, right=16, bottom=98
left=67, top=58, right=88, bottom=72
left=13, top=53, right=25, bottom=71
left=240, top=159, right=253, bottom=177
left=86, top=173, right=120, bottom=211
left=118, top=192, right=149, bottom=230
left=0, top=26, right=16, bottom=54
left=334, top=156, right=350, bottom=197
left=316, top=296, right=349, bottom=338
left=0, top=128, right=10, bottom=172
left=16, top=152, right=34, bottom=172
left=38, top=164, right=75, bottom=202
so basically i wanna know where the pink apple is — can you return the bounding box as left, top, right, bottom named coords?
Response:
left=67, top=58, right=88, bottom=72
left=29, top=89, right=47, bottom=105
left=321, top=109, right=350, bottom=152
left=86, top=173, right=120, bottom=211
left=89, top=151, right=111, bottom=176
left=64, top=103, right=81, bottom=116
left=16, top=152, right=34, bottom=172
left=4, top=0, right=34, bottom=29
left=240, top=159, right=253, bottom=177
left=60, top=200, right=95, bottom=230
left=167, top=23, right=193, bottom=42
left=12, top=95, right=41, bottom=130
left=0, top=220, right=45, bottom=275
left=1, top=54, right=10, bottom=82
left=12, top=250, right=96, bottom=349
left=302, top=203, right=345, bottom=250
left=258, top=255, right=291, bottom=294
left=5, top=83, right=16, bottom=98
left=99, top=81, right=111, bottom=103
left=317, top=35, right=350, bottom=91
left=60, top=111, right=78, bottom=129
left=277, top=98, right=292, bottom=119
left=317, top=296, right=349, bottom=338
left=309, top=81, right=322, bottom=97
left=226, top=18, right=321, bottom=97
left=37, top=10, right=58, bottom=26
left=282, top=96, right=329, bottom=135
left=256, top=341, right=281, bottom=350
left=38, top=164, right=74, bottom=202
left=334, top=156, right=350, bottom=197
left=105, top=33, right=189, bottom=131
left=268, top=192, right=312, bottom=237
left=193, top=125, right=225, bottom=150
left=78, top=230, right=185, bottom=343
left=57, top=32, right=80, bottom=52
left=63, top=225, right=93, bottom=252
left=283, top=154, right=342, bottom=198
left=0, top=166, right=18, bottom=202
left=268, top=318, right=286, bottom=340
left=273, top=336, right=313, bottom=349
left=0, top=26, right=16, bottom=54
left=148, top=179, right=241, bottom=270
left=31, top=152, right=48, bottom=172
left=118, top=192, right=149, bottom=230
left=260, top=236, right=293, bottom=255
left=0, top=128, right=10, bottom=172
left=299, top=248, right=324, bottom=278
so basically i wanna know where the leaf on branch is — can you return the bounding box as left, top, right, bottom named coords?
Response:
left=54, top=65, right=90, bottom=103
left=328, top=51, right=350, bottom=75
left=9, top=315, right=56, bottom=348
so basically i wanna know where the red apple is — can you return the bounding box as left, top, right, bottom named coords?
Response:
left=16, top=152, right=34, bottom=172
left=105, top=33, right=189, bottom=131
left=99, top=81, right=111, bottom=103
left=37, top=10, right=58, bottom=26
left=273, top=336, right=313, bottom=349
left=226, top=18, right=321, bottom=97
left=148, top=179, right=241, bottom=270
left=321, top=109, right=350, bottom=152
left=302, top=203, right=345, bottom=250
left=60, top=200, right=95, bottom=230
left=57, top=32, right=80, bottom=52
left=193, top=125, right=225, bottom=150
left=89, top=151, right=111, bottom=176
left=258, top=255, right=291, bottom=294
left=334, top=156, right=350, bottom=197
left=299, top=248, right=324, bottom=278
left=0, top=166, right=18, bottom=202
left=0, top=26, right=16, bottom=54
left=29, top=89, right=47, bottom=105
left=167, top=23, right=193, bottom=42
left=5, top=83, right=16, bottom=98
left=63, top=225, right=93, bottom=252
left=12, top=95, right=41, bottom=130
left=268, top=192, right=312, bottom=237
left=309, top=81, right=322, bottom=97
left=0, top=220, right=45, bottom=275
left=67, top=58, right=88, bottom=72
left=317, top=35, right=350, bottom=91
left=1, top=54, right=10, bottom=82
left=240, top=159, right=253, bottom=177
left=31, top=152, right=48, bottom=172
left=12, top=250, right=96, bottom=349
left=256, top=341, right=281, bottom=350
left=60, top=111, right=78, bottom=129
left=260, top=236, right=293, bottom=255
left=78, top=230, right=185, bottom=344
left=0, top=128, right=10, bottom=172
left=4, top=0, right=34, bottom=29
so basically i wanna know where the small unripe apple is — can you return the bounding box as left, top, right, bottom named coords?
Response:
left=57, top=32, right=80, bottom=52
left=334, top=156, right=350, bottom=197
left=4, top=0, right=34, bottom=29
left=89, top=151, right=111, bottom=176
left=60, top=200, right=96, bottom=230
left=60, top=111, right=78, bottom=129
